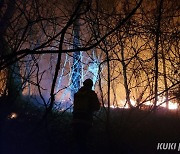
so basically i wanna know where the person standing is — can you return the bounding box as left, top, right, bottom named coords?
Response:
left=72, top=79, right=100, bottom=153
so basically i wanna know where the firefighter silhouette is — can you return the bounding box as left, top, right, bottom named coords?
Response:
left=72, top=79, right=100, bottom=153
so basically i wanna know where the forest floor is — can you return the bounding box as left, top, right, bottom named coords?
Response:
left=1, top=97, right=180, bottom=154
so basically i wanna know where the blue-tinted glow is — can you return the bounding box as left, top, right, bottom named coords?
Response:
left=88, top=62, right=99, bottom=90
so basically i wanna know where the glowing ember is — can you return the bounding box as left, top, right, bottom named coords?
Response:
left=8, top=112, right=18, bottom=119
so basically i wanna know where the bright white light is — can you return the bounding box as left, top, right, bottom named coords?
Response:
left=144, top=96, right=178, bottom=110
left=156, top=96, right=178, bottom=110
left=110, top=105, right=116, bottom=108
left=144, top=101, right=152, bottom=106
left=168, top=102, right=178, bottom=110
left=118, top=100, right=129, bottom=108
left=157, top=97, right=166, bottom=108
left=130, top=99, right=136, bottom=106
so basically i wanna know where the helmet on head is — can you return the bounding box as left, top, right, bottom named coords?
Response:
left=83, top=79, right=93, bottom=88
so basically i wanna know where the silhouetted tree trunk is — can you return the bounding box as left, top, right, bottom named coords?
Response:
left=47, top=0, right=84, bottom=115
left=120, top=40, right=134, bottom=108
left=161, top=44, right=169, bottom=108
left=153, top=0, right=164, bottom=109
left=0, top=0, right=22, bottom=99
left=6, top=62, right=22, bottom=98
left=104, top=43, right=111, bottom=135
